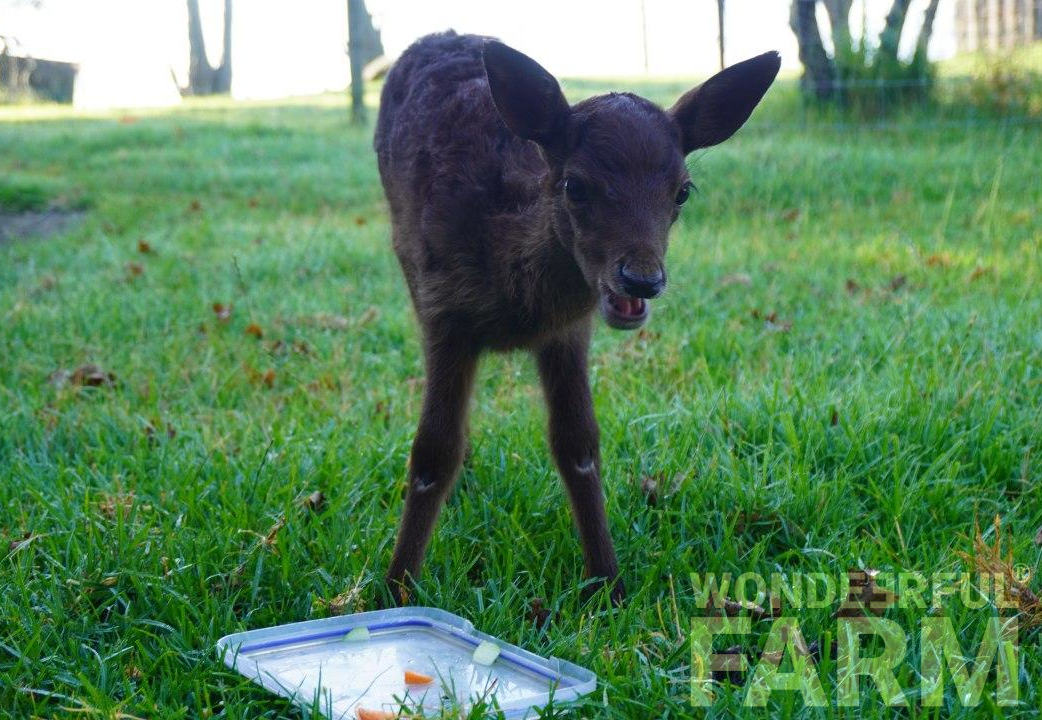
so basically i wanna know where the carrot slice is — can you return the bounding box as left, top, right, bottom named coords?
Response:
left=356, top=709, right=394, bottom=720
left=404, top=669, right=434, bottom=685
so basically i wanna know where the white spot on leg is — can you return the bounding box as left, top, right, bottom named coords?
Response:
left=413, top=475, right=437, bottom=493
left=575, top=457, right=596, bottom=475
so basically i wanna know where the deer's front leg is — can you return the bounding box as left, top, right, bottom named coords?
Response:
left=536, top=328, right=624, bottom=602
left=387, top=341, right=478, bottom=603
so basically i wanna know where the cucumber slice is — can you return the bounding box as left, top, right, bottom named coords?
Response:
left=472, top=640, right=501, bottom=666
left=343, top=626, right=370, bottom=642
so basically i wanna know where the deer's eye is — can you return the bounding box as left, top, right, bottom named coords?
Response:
left=675, top=181, right=693, bottom=206
left=564, top=176, right=588, bottom=203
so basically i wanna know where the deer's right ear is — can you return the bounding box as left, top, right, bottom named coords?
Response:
left=483, top=40, right=569, bottom=152
left=669, top=51, right=781, bottom=154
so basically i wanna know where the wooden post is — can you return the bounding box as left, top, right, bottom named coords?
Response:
left=717, top=0, right=725, bottom=70
left=347, top=0, right=366, bottom=125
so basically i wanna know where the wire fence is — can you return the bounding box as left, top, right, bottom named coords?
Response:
left=755, top=73, right=1042, bottom=132
left=777, top=0, right=1042, bottom=130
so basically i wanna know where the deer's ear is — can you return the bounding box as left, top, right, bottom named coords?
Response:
left=669, top=51, right=781, bottom=154
left=483, top=40, right=569, bottom=151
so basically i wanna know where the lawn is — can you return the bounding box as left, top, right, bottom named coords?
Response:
left=1, top=81, right=1041, bottom=718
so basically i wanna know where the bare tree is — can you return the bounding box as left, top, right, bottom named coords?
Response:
left=790, top=0, right=835, bottom=99
left=914, top=0, right=942, bottom=63
left=878, top=0, right=914, bottom=63
left=789, top=0, right=942, bottom=102
left=185, top=0, right=231, bottom=95
left=346, top=0, right=382, bottom=124
left=716, top=0, right=725, bottom=70
left=822, top=0, right=854, bottom=54
left=347, top=0, right=366, bottom=124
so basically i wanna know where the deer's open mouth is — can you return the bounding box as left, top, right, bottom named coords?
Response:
left=600, top=286, right=649, bottom=330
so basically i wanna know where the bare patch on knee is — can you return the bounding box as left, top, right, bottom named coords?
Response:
left=413, top=474, right=437, bottom=493
left=575, top=457, right=596, bottom=474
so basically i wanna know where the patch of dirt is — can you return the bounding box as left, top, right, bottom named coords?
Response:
left=0, top=209, right=85, bottom=244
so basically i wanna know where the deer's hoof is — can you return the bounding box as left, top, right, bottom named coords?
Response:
left=581, top=574, right=626, bottom=607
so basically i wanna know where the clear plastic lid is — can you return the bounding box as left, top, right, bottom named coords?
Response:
left=216, top=607, right=597, bottom=718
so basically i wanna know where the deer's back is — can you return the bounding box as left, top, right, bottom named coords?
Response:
left=375, top=33, right=563, bottom=343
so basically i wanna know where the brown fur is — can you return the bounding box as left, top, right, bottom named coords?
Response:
left=375, top=31, right=779, bottom=602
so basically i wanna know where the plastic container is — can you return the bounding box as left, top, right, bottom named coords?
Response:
left=216, top=607, right=597, bottom=718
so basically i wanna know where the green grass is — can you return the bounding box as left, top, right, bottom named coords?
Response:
left=0, top=177, right=52, bottom=213
left=1, top=82, right=1041, bottom=719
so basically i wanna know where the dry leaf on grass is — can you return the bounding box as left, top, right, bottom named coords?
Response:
left=834, top=568, right=899, bottom=617
left=640, top=475, right=659, bottom=506
left=8, top=532, right=44, bottom=552
left=97, top=492, right=135, bottom=520
left=708, top=595, right=771, bottom=621
left=712, top=645, right=748, bottom=685
left=526, top=597, right=551, bottom=628
left=237, top=516, right=287, bottom=560
left=72, top=364, right=117, bottom=387
left=212, top=302, right=232, bottom=322
left=300, top=490, right=326, bottom=513
left=243, top=364, right=276, bottom=388
left=262, top=516, right=286, bottom=549
left=764, top=312, right=792, bottom=333
left=244, top=323, right=263, bottom=339
left=957, top=515, right=1042, bottom=629
left=125, top=665, right=144, bottom=681
left=49, top=365, right=117, bottom=389
left=969, top=265, right=993, bottom=282
left=301, top=313, right=350, bottom=331
left=719, top=272, right=752, bottom=288
left=144, top=419, right=176, bottom=442
left=313, top=572, right=368, bottom=616
left=137, top=240, right=153, bottom=254
left=356, top=306, right=380, bottom=326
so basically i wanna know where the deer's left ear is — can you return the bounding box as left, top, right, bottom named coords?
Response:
left=483, top=40, right=570, bottom=154
left=669, top=51, right=781, bottom=154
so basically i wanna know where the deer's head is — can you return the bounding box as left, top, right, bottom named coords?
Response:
left=483, top=41, right=779, bottom=330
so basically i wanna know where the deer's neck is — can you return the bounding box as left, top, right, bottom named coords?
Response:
left=508, top=194, right=597, bottom=328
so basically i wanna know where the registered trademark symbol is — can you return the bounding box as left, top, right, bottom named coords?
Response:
left=1012, top=564, right=1032, bottom=584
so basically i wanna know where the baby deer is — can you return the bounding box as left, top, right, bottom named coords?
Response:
left=375, top=32, right=779, bottom=602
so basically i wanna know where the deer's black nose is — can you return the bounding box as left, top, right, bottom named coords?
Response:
left=619, top=264, right=665, bottom=299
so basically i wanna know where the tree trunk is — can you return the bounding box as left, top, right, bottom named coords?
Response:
left=913, top=0, right=942, bottom=63
left=347, top=0, right=367, bottom=124
left=186, top=0, right=213, bottom=94
left=823, top=0, right=854, bottom=55
left=185, top=0, right=232, bottom=95
left=716, top=0, right=725, bottom=71
left=213, top=0, right=232, bottom=93
left=790, top=0, right=835, bottom=99
left=878, top=0, right=914, bottom=64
